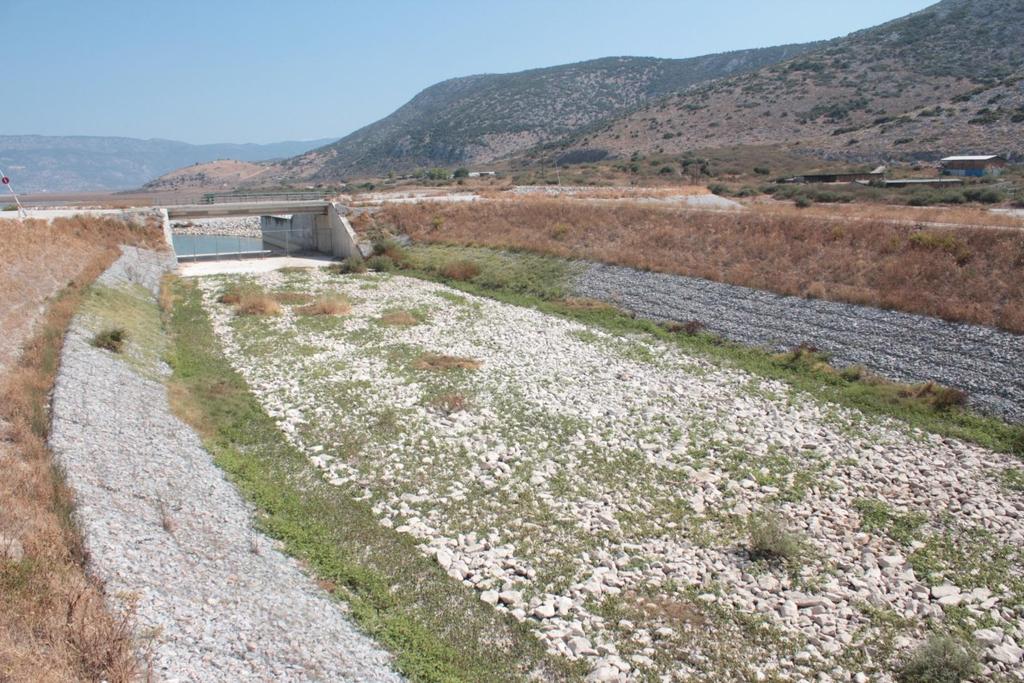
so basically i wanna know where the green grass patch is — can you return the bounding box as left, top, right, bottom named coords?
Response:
left=402, top=244, right=584, bottom=300
left=81, top=283, right=167, bottom=379
left=166, top=279, right=580, bottom=683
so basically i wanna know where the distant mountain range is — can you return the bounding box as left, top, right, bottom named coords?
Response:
left=0, top=135, right=336, bottom=193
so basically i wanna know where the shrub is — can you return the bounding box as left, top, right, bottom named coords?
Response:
left=328, top=256, right=367, bottom=274
left=708, top=183, right=730, bottom=196
left=366, top=255, right=396, bottom=272
left=748, top=511, right=803, bottom=562
left=753, top=166, right=771, bottom=175
left=794, top=196, right=813, bottom=208
left=897, top=634, right=978, bottom=683
left=91, top=327, right=127, bottom=353
left=235, top=294, right=282, bottom=316
left=962, top=187, right=1004, bottom=204
left=372, top=238, right=408, bottom=263
left=297, top=295, right=351, bottom=316
left=453, top=168, right=469, bottom=178
left=666, top=320, right=705, bottom=335
left=901, top=382, right=968, bottom=411
left=439, top=260, right=481, bottom=281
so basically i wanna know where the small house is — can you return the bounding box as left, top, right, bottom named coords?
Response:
left=940, top=155, right=1007, bottom=177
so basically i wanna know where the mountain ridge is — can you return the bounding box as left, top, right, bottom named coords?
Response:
left=285, top=44, right=822, bottom=179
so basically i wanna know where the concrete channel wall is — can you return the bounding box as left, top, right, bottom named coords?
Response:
left=259, top=202, right=359, bottom=258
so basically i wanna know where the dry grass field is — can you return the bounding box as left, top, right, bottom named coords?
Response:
left=379, top=199, right=1024, bottom=334
left=0, top=216, right=165, bottom=682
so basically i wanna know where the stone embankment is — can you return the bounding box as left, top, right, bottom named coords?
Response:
left=574, top=263, right=1024, bottom=423
left=49, top=246, right=402, bottom=681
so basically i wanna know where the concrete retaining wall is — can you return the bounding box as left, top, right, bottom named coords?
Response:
left=259, top=203, right=359, bottom=259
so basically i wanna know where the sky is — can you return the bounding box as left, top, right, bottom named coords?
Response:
left=2, top=0, right=937, bottom=145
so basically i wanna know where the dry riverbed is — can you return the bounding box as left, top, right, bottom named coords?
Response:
left=199, top=269, right=1024, bottom=682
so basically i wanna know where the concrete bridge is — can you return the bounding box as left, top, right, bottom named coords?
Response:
left=164, top=200, right=360, bottom=260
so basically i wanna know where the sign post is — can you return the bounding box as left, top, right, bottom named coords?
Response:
left=0, top=168, right=28, bottom=219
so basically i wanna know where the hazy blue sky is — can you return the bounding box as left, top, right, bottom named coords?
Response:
left=3, top=0, right=936, bottom=144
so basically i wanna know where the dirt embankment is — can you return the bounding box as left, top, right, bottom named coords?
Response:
left=0, top=215, right=165, bottom=682
left=378, top=199, right=1024, bottom=334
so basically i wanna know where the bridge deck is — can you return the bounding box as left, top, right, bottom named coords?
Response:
left=165, top=200, right=331, bottom=219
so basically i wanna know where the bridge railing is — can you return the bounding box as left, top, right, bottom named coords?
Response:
left=198, top=191, right=331, bottom=205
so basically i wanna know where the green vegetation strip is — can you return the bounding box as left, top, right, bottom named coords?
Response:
left=397, top=244, right=1024, bottom=458
left=166, top=280, right=581, bottom=683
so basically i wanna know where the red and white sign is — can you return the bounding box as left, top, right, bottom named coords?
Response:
left=1, top=177, right=9, bottom=185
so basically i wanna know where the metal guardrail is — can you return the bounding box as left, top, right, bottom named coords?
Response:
left=157, top=191, right=332, bottom=207
left=198, top=191, right=330, bottom=205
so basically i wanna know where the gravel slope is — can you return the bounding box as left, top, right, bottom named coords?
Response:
left=50, top=247, right=402, bottom=682
left=574, top=263, right=1024, bottom=423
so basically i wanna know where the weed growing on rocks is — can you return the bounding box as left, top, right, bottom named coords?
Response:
left=328, top=256, right=368, bottom=275
left=747, top=511, right=804, bottom=563
left=896, top=634, right=978, bottom=683
left=91, top=327, right=128, bottom=353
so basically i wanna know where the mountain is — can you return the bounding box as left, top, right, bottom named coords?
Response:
left=546, top=0, right=1024, bottom=163
left=283, top=46, right=821, bottom=180
left=0, top=135, right=336, bottom=193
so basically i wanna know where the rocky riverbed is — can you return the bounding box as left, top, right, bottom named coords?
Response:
left=200, top=268, right=1024, bottom=682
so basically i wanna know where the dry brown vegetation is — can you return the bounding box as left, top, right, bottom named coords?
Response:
left=413, top=353, right=482, bottom=371
left=272, top=292, right=314, bottom=306
left=438, top=259, right=481, bottom=281
left=379, top=310, right=420, bottom=326
left=296, top=295, right=352, bottom=317
left=381, top=199, right=1024, bottom=333
left=235, top=294, right=282, bottom=317
left=0, top=215, right=164, bottom=681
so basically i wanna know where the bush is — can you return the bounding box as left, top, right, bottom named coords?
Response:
left=708, top=183, right=730, bottom=196
left=366, top=255, right=396, bottom=272
left=328, top=256, right=367, bottom=274
left=235, top=294, right=282, bottom=316
left=439, top=259, right=481, bottom=281
left=794, top=196, right=813, bottom=208
left=91, top=327, right=127, bottom=353
left=665, top=320, right=705, bottom=335
left=748, top=511, right=803, bottom=562
left=963, top=187, right=1005, bottom=204
left=900, top=381, right=968, bottom=411
left=453, top=168, right=469, bottom=178
left=897, top=634, right=978, bottom=683
left=297, top=295, right=351, bottom=316
left=372, top=238, right=407, bottom=264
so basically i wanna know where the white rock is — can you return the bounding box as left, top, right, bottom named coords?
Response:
left=974, top=628, right=1004, bottom=648
left=988, top=642, right=1024, bottom=665
left=930, top=584, right=961, bottom=600
left=480, top=590, right=499, bottom=606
